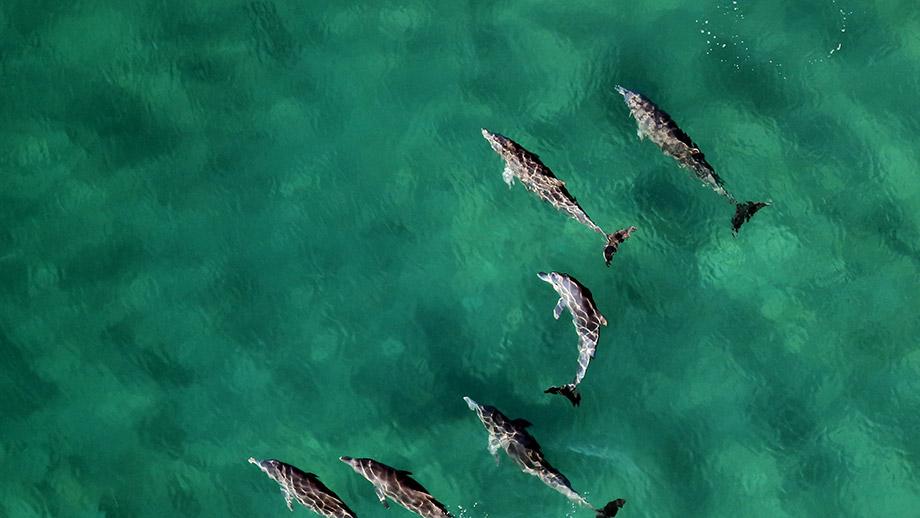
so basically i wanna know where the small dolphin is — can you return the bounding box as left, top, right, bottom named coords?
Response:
left=482, top=128, right=636, bottom=266
left=339, top=456, right=453, bottom=518
left=615, top=86, right=770, bottom=234
left=463, top=397, right=625, bottom=517
left=538, top=272, right=608, bottom=406
left=248, top=457, right=357, bottom=518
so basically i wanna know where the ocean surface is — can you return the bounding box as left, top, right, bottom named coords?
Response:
left=2, top=1, right=920, bottom=517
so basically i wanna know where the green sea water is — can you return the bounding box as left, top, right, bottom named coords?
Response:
left=2, top=1, right=920, bottom=516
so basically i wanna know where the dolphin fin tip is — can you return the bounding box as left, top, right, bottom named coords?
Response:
left=596, top=499, right=626, bottom=517
left=732, top=201, right=770, bottom=235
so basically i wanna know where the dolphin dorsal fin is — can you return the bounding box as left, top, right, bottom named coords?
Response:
left=512, top=418, right=533, bottom=428
left=396, top=469, right=413, bottom=476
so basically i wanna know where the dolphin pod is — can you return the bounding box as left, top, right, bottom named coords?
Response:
left=249, top=87, right=777, bottom=516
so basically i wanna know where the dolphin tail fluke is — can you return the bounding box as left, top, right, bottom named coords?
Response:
left=544, top=383, right=581, bottom=407
left=732, top=201, right=770, bottom=235
left=604, top=226, right=637, bottom=267
left=596, top=499, right=626, bottom=518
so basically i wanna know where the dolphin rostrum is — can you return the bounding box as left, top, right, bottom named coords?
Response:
left=339, top=456, right=453, bottom=518
left=538, top=272, right=607, bottom=407
left=482, top=128, right=636, bottom=266
left=615, top=86, right=770, bottom=234
left=248, top=457, right=357, bottom=518
left=463, top=397, right=626, bottom=517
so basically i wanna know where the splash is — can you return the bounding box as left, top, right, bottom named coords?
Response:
left=695, top=1, right=788, bottom=79
left=827, top=0, right=852, bottom=57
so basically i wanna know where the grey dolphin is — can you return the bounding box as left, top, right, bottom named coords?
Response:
left=463, top=397, right=626, bottom=517
left=615, top=86, right=769, bottom=234
left=482, top=128, right=636, bottom=266
left=248, top=457, right=357, bottom=518
left=339, top=457, right=452, bottom=518
left=538, top=272, right=608, bottom=406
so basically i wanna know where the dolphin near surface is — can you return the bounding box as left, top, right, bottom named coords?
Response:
left=482, top=128, right=636, bottom=266
left=339, top=456, right=453, bottom=518
left=538, top=271, right=608, bottom=407
left=248, top=457, right=357, bottom=518
left=615, top=86, right=770, bottom=234
left=463, top=397, right=626, bottom=517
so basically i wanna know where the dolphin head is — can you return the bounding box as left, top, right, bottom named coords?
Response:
left=481, top=128, right=515, bottom=156
left=615, top=85, right=637, bottom=101
left=464, top=396, right=501, bottom=427
left=339, top=456, right=369, bottom=474
left=248, top=457, right=278, bottom=471
left=248, top=457, right=284, bottom=483
left=537, top=271, right=560, bottom=286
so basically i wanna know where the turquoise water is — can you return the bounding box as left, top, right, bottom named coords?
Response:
left=2, top=1, right=920, bottom=516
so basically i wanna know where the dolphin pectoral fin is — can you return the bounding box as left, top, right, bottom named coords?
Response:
left=502, top=165, right=515, bottom=187
left=488, top=434, right=501, bottom=464
left=553, top=298, right=565, bottom=320
left=375, top=487, right=389, bottom=508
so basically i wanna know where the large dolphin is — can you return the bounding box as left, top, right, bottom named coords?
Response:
left=482, top=128, right=636, bottom=266
left=615, top=86, right=769, bottom=234
left=339, top=457, right=453, bottom=518
left=463, top=397, right=626, bottom=517
left=248, top=457, right=357, bottom=518
left=538, top=271, right=608, bottom=406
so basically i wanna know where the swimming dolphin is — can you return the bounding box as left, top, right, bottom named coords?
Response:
left=248, top=457, right=357, bottom=518
left=482, top=128, right=636, bottom=266
left=538, top=272, right=607, bottom=406
left=615, top=86, right=769, bottom=234
left=339, top=456, right=452, bottom=518
left=463, top=397, right=626, bottom=517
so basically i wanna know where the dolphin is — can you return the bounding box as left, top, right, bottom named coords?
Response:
left=614, top=86, right=770, bottom=234
left=248, top=457, right=357, bottom=518
left=538, top=272, right=608, bottom=406
left=482, top=128, right=636, bottom=266
left=339, top=457, right=453, bottom=518
left=463, top=397, right=626, bottom=517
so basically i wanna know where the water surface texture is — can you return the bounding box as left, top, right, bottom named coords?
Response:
left=2, top=1, right=920, bottom=517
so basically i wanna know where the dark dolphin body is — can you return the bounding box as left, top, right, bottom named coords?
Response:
left=463, top=397, right=626, bottom=517
left=615, top=86, right=769, bottom=234
left=482, top=128, right=636, bottom=266
left=339, top=457, right=452, bottom=518
left=538, top=272, right=608, bottom=406
left=248, top=457, right=357, bottom=518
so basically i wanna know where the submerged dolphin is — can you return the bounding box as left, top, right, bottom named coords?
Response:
left=248, top=457, right=357, bottom=518
left=339, top=456, right=453, bottom=518
left=482, top=128, right=636, bottom=266
left=538, top=272, right=608, bottom=406
left=463, top=397, right=626, bottom=517
left=615, top=86, right=769, bottom=234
